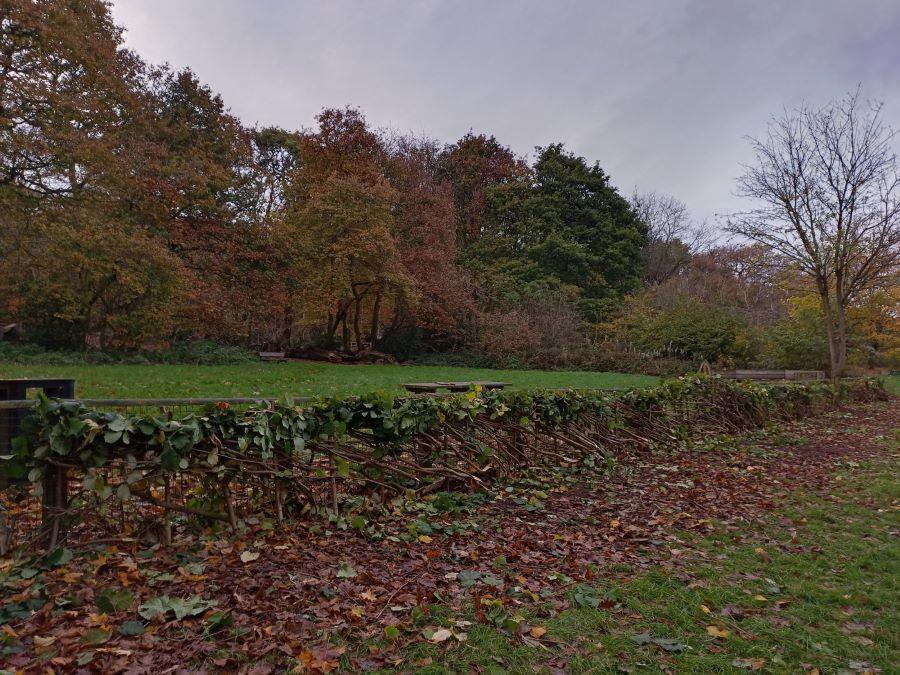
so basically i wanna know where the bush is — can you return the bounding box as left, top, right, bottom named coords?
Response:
left=631, top=302, right=760, bottom=365
left=0, top=342, right=87, bottom=365
left=0, top=340, right=255, bottom=366
left=150, top=341, right=255, bottom=365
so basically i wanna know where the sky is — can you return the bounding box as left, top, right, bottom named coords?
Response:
left=110, top=0, right=900, bottom=227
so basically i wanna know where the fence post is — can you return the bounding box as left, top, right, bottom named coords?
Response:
left=0, top=378, right=76, bottom=550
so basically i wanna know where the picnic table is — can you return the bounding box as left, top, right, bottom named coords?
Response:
left=402, top=381, right=511, bottom=394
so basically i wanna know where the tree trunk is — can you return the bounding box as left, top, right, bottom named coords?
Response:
left=341, top=314, right=350, bottom=352
left=821, top=293, right=847, bottom=398
left=369, top=286, right=383, bottom=346
left=352, top=297, right=363, bottom=352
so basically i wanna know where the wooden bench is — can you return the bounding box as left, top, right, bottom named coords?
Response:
left=717, top=369, right=825, bottom=381
left=402, top=381, right=511, bottom=394
left=258, top=351, right=288, bottom=362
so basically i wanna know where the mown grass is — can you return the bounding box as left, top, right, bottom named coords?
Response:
left=883, top=374, right=900, bottom=395
left=379, top=438, right=900, bottom=674
left=0, top=362, right=658, bottom=399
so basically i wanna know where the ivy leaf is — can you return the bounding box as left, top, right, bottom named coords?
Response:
left=458, top=570, right=481, bottom=588
left=573, top=583, right=599, bottom=608
left=43, top=547, right=73, bottom=568
left=336, top=563, right=357, bottom=578
left=118, top=620, right=146, bottom=636
left=81, top=628, right=110, bottom=646
left=95, top=588, right=135, bottom=613
left=138, top=595, right=217, bottom=620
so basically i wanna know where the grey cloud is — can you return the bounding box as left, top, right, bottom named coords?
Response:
left=111, top=0, right=900, bottom=226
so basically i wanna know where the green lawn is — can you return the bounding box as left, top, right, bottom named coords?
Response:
left=385, top=443, right=900, bottom=674
left=0, top=362, right=658, bottom=399
left=884, top=375, right=900, bottom=395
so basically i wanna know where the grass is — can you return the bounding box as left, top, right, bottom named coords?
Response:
left=0, top=362, right=658, bottom=399
left=883, top=375, right=900, bottom=396
left=380, top=438, right=900, bottom=673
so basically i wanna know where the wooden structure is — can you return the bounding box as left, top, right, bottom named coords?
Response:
left=258, top=351, right=288, bottom=362
left=717, top=369, right=825, bottom=381
left=402, top=381, right=511, bottom=394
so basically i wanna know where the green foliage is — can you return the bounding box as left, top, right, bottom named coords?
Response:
left=764, top=309, right=830, bottom=370
left=469, top=144, right=648, bottom=320
left=629, top=301, right=759, bottom=365
left=0, top=341, right=255, bottom=366
left=6, top=378, right=867, bottom=511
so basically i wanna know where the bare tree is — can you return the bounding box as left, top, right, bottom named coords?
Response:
left=631, top=190, right=713, bottom=284
left=730, top=89, right=900, bottom=387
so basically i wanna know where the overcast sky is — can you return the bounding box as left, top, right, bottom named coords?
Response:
left=110, top=0, right=900, bottom=226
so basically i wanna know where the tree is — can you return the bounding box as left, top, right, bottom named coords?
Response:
left=472, top=144, right=647, bottom=321
left=385, top=135, right=477, bottom=352
left=437, top=132, right=527, bottom=246
left=630, top=191, right=712, bottom=285
left=283, top=108, right=408, bottom=351
left=730, top=90, right=900, bottom=387
left=0, top=0, right=188, bottom=348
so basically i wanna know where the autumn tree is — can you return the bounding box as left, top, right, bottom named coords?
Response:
left=437, top=132, right=527, bottom=246
left=730, top=90, right=900, bottom=385
left=384, top=135, right=477, bottom=353
left=282, top=108, right=408, bottom=351
left=0, top=0, right=187, bottom=348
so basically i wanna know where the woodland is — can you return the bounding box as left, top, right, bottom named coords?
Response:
left=2, top=0, right=898, bottom=376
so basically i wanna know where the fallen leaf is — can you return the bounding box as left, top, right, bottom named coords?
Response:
left=240, top=550, right=260, bottom=563
left=732, top=658, right=766, bottom=670
left=530, top=626, right=547, bottom=638
left=652, top=637, right=686, bottom=653
left=33, top=635, right=57, bottom=648
left=630, top=632, right=652, bottom=645
left=336, top=563, right=357, bottom=578
left=707, top=625, right=730, bottom=638
left=429, top=628, right=453, bottom=643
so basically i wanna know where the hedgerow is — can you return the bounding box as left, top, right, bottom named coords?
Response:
left=2, top=377, right=886, bottom=550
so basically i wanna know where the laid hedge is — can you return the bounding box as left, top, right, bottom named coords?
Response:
left=3, top=377, right=887, bottom=549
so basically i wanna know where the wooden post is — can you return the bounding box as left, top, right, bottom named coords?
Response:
left=41, top=464, right=68, bottom=550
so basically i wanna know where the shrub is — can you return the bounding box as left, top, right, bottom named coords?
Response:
left=0, top=340, right=255, bottom=366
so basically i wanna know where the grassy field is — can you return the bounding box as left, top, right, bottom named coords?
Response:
left=384, top=430, right=900, bottom=673
left=884, top=374, right=900, bottom=395
left=0, top=362, right=658, bottom=399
